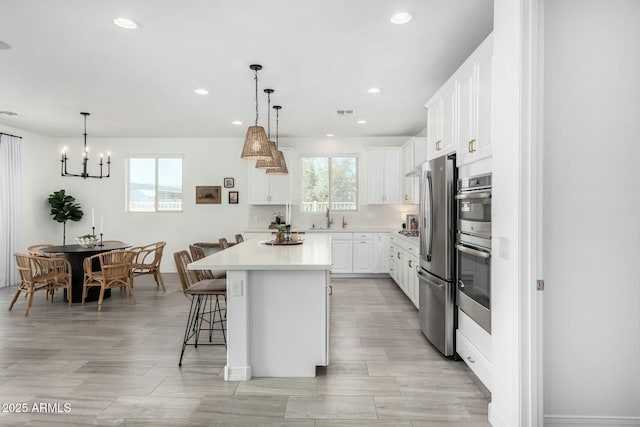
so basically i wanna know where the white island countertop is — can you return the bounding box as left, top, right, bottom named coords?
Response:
left=188, top=234, right=332, bottom=271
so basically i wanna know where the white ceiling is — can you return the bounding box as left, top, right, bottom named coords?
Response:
left=0, top=0, right=493, bottom=139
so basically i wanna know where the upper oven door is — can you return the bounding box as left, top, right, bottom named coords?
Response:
left=456, top=189, right=491, bottom=237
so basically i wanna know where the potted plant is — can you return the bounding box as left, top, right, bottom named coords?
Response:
left=48, top=189, right=84, bottom=245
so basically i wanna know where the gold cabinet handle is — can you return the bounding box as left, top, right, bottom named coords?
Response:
left=467, top=356, right=475, bottom=364
left=397, top=252, right=401, bottom=259
left=329, top=285, right=333, bottom=295
left=408, top=260, right=413, bottom=268
left=436, top=140, right=442, bottom=151
left=468, top=139, right=476, bottom=153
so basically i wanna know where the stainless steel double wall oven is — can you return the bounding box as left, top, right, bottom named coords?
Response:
left=455, top=174, right=492, bottom=333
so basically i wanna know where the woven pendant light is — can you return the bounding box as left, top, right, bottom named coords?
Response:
left=241, top=64, right=272, bottom=160
left=255, top=89, right=279, bottom=169
left=266, top=105, right=289, bottom=175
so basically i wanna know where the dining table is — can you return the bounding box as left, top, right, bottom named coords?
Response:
left=41, top=242, right=131, bottom=303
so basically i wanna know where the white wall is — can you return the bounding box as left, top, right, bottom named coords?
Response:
left=248, top=136, right=418, bottom=230
left=489, top=0, right=522, bottom=425
left=14, top=132, right=415, bottom=273
left=543, top=0, right=640, bottom=424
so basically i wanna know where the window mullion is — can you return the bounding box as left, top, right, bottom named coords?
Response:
left=155, top=158, right=159, bottom=212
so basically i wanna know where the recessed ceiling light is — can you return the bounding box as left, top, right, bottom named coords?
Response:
left=390, top=12, right=413, bottom=24
left=194, top=89, right=209, bottom=95
left=0, top=41, right=11, bottom=50
left=367, top=87, right=382, bottom=94
left=112, top=17, right=140, bottom=30
left=326, top=133, right=335, bottom=137
left=232, top=120, right=243, bottom=125
left=356, top=120, right=367, bottom=124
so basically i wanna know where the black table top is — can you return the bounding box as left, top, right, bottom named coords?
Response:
left=41, top=242, right=131, bottom=253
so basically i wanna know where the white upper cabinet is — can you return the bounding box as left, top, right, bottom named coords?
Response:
left=248, top=148, right=293, bottom=205
left=456, top=36, right=493, bottom=166
left=424, top=33, right=493, bottom=166
left=401, top=138, right=426, bottom=205
left=367, top=148, right=402, bottom=204
left=427, top=82, right=457, bottom=159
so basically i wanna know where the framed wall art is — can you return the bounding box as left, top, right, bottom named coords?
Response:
left=195, top=186, right=221, bottom=204
left=228, top=191, right=239, bottom=204
left=224, top=177, right=235, bottom=188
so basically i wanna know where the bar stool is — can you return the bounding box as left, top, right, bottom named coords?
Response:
left=174, top=250, right=226, bottom=367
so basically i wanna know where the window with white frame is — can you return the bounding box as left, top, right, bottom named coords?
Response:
left=301, top=156, right=357, bottom=212
left=127, top=157, right=183, bottom=212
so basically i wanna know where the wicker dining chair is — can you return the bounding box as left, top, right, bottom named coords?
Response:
left=82, top=250, right=136, bottom=312
left=10, top=253, right=72, bottom=315
left=26, top=244, right=65, bottom=301
left=189, top=244, right=226, bottom=280
left=130, top=241, right=166, bottom=291
left=218, top=238, right=231, bottom=249
left=174, top=250, right=227, bottom=366
left=235, top=234, right=244, bottom=244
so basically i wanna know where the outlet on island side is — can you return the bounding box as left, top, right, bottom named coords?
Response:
left=231, top=280, right=243, bottom=297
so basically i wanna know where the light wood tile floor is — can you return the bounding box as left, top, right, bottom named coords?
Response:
left=0, top=275, right=490, bottom=426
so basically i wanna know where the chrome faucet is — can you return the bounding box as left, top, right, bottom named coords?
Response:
left=326, top=208, right=333, bottom=229
left=342, top=216, right=347, bottom=229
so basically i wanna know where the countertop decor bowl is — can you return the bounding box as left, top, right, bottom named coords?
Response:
left=76, top=235, right=98, bottom=248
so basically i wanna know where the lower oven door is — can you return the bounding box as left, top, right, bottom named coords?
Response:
left=456, top=242, right=491, bottom=333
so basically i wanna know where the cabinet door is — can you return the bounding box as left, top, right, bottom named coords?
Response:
left=402, top=141, right=414, bottom=175
left=384, top=150, right=402, bottom=204
left=409, top=255, right=419, bottom=308
left=353, top=239, right=373, bottom=273
left=441, top=82, right=457, bottom=155
left=368, top=149, right=401, bottom=205
left=427, top=98, right=443, bottom=158
left=403, top=176, right=419, bottom=204
left=457, top=63, right=475, bottom=166
left=248, top=162, right=272, bottom=204
left=373, top=233, right=389, bottom=273
left=367, top=150, right=386, bottom=204
left=331, top=240, right=353, bottom=274
left=269, top=149, right=293, bottom=204
left=474, top=49, right=493, bottom=161
left=412, top=137, right=428, bottom=168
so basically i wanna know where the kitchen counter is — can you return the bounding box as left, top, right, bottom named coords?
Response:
left=188, top=235, right=331, bottom=381
left=245, top=227, right=400, bottom=234
left=190, top=234, right=332, bottom=271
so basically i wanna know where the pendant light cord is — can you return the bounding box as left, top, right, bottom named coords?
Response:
left=266, top=93, right=271, bottom=140
left=254, top=70, right=259, bottom=126
left=275, top=108, right=279, bottom=148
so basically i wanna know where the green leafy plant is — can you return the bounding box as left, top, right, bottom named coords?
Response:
left=48, top=189, right=84, bottom=245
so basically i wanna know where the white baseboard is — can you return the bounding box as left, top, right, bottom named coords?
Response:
left=224, top=365, right=251, bottom=381
left=545, top=415, right=640, bottom=426
left=488, top=403, right=508, bottom=427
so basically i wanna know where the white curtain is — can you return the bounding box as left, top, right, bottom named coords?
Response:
left=0, top=133, right=22, bottom=288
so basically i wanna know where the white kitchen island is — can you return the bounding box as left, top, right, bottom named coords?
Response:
left=188, top=234, right=332, bottom=381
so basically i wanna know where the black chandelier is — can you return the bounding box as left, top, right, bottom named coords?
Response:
left=61, top=112, right=110, bottom=179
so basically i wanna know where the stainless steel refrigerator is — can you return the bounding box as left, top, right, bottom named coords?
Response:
left=418, top=153, right=456, bottom=356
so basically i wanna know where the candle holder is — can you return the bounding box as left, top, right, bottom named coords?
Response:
left=98, top=233, right=104, bottom=247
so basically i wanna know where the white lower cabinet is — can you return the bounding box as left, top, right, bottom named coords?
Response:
left=388, top=235, right=419, bottom=308
left=372, top=233, right=389, bottom=273
left=330, top=233, right=353, bottom=274
left=456, top=308, right=492, bottom=390
left=353, top=233, right=373, bottom=273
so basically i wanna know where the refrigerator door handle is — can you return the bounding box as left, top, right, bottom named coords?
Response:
left=418, top=269, right=444, bottom=288
left=426, top=171, right=434, bottom=260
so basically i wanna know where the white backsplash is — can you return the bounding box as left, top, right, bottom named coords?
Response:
left=248, top=204, right=418, bottom=231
